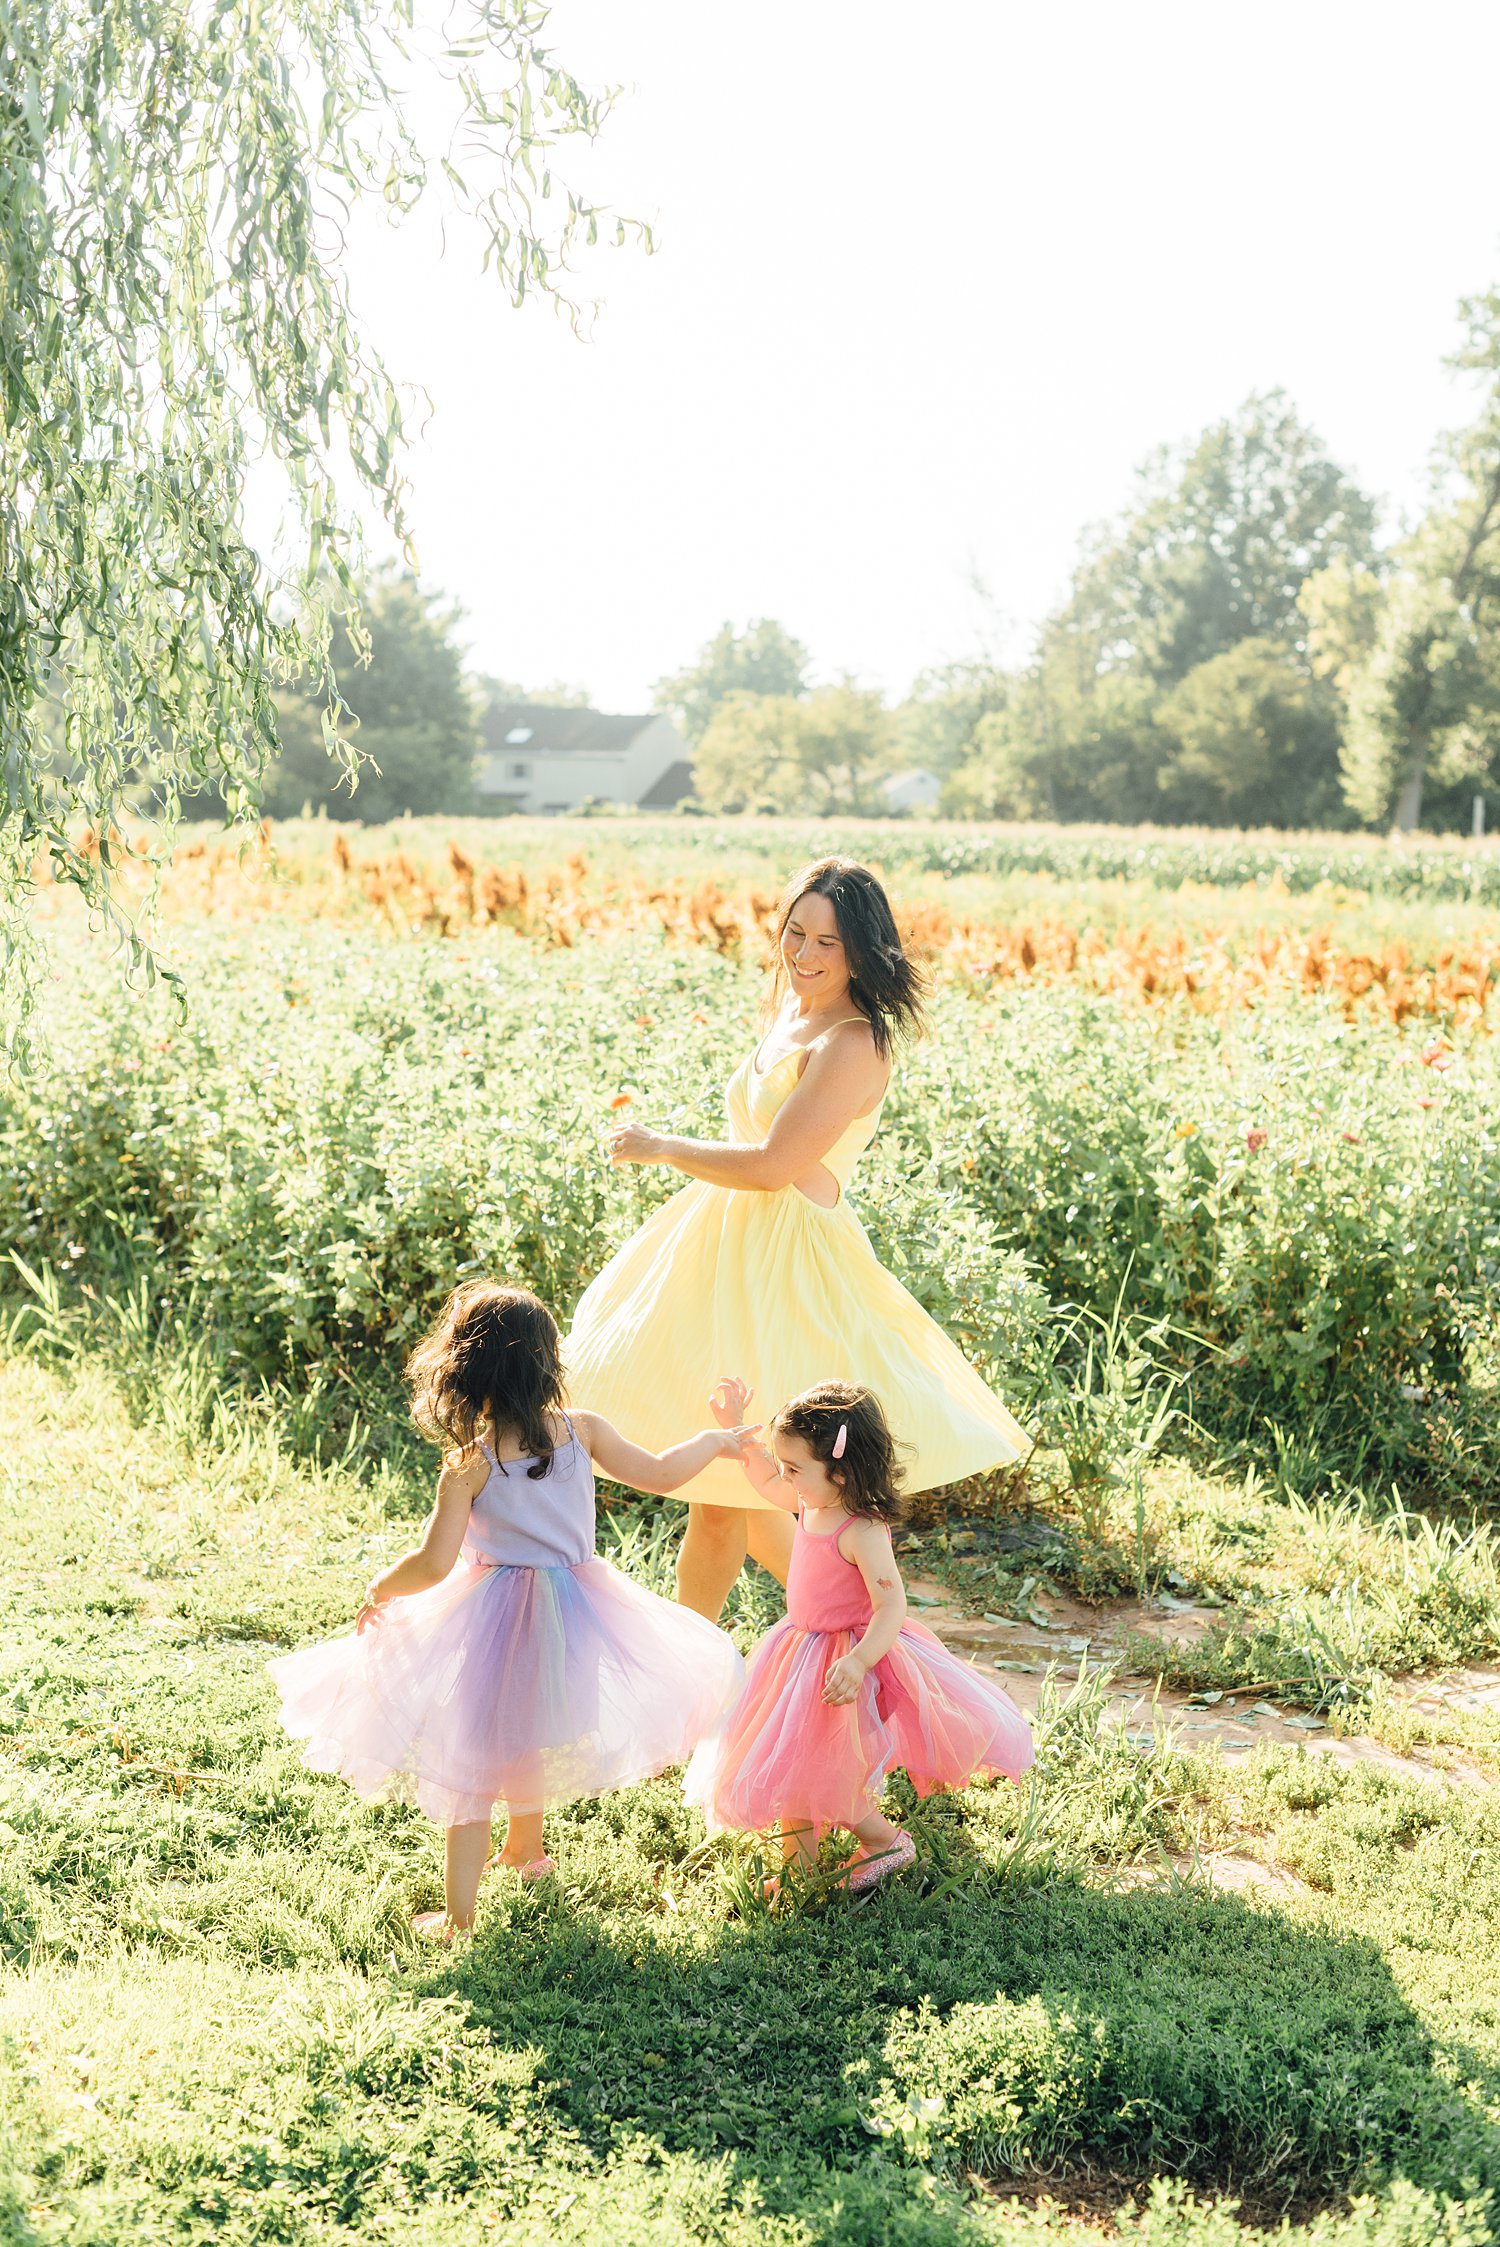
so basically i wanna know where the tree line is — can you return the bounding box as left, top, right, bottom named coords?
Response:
left=255, top=279, right=1500, bottom=835
left=666, top=293, right=1500, bottom=834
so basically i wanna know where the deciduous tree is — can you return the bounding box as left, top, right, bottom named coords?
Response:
left=694, top=685, right=894, bottom=814
left=266, top=570, right=480, bottom=821
left=1328, top=292, right=1500, bottom=831
left=653, top=620, right=810, bottom=746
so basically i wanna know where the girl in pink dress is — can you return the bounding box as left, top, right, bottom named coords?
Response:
left=685, top=1379, right=1033, bottom=1893
left=268, top=1282, right=752, bottom=1937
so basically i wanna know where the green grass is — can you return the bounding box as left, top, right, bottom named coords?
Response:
left=3, top=1352, right=1500, bottom=2244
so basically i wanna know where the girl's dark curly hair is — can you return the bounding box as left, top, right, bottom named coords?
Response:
left=404, top=1281, right=565, bottom=1479
left=773, top=1380, right=907, bottom=1525
left=769, top=857, right=927, bottom=1059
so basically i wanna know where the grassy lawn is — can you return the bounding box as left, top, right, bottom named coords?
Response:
left=4, top=1354, right=1499, bottom=2245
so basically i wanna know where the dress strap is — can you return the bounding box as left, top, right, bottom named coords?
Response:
left=478, top=1436, right=499, bottom=1468
left=833, top=1515, right=865, bottom=1563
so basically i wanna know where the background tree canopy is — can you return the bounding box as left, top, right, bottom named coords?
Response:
left=942, top=393, right=1380, bottom=828
left=0, top=0, right=634, bottom=1043
left=653, top=619, right=811, bottom=745
left=265, top=571, right=481, bottom=822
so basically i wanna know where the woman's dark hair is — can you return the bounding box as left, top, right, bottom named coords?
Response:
left=405, top=1282, right=565, bottom=1478
left=773, top=1380, right=907, bottom=1525
left=770, top=857, right=927, bottom=1057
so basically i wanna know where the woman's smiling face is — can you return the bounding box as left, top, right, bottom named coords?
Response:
left=779, top=888, right=851, bottom=1007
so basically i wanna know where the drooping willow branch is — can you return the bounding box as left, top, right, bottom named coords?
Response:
left=0, top=0, right=643, bottom=1055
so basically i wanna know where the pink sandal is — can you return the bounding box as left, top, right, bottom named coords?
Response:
left=485, top=1852, right=557, bottom=1882
left=411, top=1910, right=466, bottom=1941
left=844, top=1830, right=916, bottom=1894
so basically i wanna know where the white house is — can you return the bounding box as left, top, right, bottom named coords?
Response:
left=477, top=704, right=694, bottom=814
left=882, top=768, right=942, bottom=815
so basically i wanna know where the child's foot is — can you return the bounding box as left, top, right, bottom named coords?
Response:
left=844, top=1829, right=916, bottom=1893
left=485, top=1851, right=557, bottom=1882
left=411, top=1909, right=468, bottom=1941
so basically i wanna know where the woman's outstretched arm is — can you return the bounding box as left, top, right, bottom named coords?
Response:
left=606, top=1031, right=887, bottom=1192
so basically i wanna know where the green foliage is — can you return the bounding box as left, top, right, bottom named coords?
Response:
left=2, top=923, right=1498, bottom=1497
left=264, top=569, right=481, bottom=821
left=893, top=663, right=1011, bottom=778
left=1154, top=638, right=1348, bottom=829
left=948, top=394, right=1380, bottom=828
left=0, top=0, right=633, bottom=1044
left=694, top=685, right=896, bottom=814
left=653, top=620, right=811, bottom=747
left=1328, top=294, right=1500, bottom=832
left=1340, top=576, right=1497, bottom=833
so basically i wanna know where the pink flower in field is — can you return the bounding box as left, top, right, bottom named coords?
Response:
left=1418, top=1097, right=1436, bottom=1110
left=1420, top=1043, right=1455, bottom=1070
left=1341, top=1131, right=1362, bottom=1145
left=1246, top=1128, right=1268, bottom=1154
left=610, top=1093, right=633, bottom=1111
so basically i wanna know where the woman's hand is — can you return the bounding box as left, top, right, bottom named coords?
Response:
left=605, top=1120, right=668, bottom=1167
left=356, top=1583, right=388, bottom=1634
left=822, top=1651, right=868, bottom=1706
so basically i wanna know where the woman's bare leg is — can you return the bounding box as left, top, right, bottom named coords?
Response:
left=746, top=1507, right=794, bottom=1587
left=676, top=1504, right=749, bottom=1620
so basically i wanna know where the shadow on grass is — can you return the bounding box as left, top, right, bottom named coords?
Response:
left=415, top=1857, right=1500, bottom=2229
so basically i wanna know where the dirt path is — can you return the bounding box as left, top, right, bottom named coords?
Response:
left=915, top=1575, right=1499, bottom=1792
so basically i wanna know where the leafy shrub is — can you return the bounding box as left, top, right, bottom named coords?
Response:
left=2, top=927, right=1497, bottom=1495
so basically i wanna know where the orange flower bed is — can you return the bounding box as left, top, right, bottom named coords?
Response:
left=33, top=826, right=1500, bottom=1026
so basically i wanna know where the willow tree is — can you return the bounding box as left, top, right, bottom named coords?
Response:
left=0, top=0, right=636, bottom=1043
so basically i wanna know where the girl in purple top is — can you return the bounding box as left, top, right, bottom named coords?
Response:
left=269, top=1282, right=752, bottom=1937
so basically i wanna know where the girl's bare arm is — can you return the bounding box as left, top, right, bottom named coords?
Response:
left=708, top=1376, right=794, bottom=1508
left=358, top=1450, right=488, bottom=1624
left=572, top=1410, right=758, bottom=1496
left=821, top=1520, right=908, bottom=1704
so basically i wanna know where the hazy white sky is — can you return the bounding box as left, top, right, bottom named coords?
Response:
left=334, top=0, right=1500, bottom=712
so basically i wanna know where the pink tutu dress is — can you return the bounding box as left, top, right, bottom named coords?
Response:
left=268, top=1421, right=745, bottom=1826
left=686, top=1507, right=1033, bottom=1838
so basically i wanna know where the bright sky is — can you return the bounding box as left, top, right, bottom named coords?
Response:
left=336, top=0, right=1500, bottom=713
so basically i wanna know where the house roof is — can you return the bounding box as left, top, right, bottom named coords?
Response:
left=479, top=704, right=668, bottom=757
left=636, top=758, right=696, bottom=810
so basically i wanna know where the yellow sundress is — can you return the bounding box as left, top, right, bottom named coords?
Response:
left=564, top=1038, right=1031, bottom=1509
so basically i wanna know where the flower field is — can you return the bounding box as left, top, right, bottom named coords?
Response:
left=12, top=816, right=1500, bottom=1498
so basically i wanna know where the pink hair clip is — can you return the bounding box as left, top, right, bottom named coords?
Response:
left=831, top=1421, right=848, bottom=1459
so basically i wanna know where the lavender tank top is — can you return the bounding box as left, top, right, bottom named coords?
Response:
left=464, top=1421, right=595, bottom=1569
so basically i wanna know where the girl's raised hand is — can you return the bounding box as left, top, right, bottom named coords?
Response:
left=710, top=1375, right=754, bottom=1428
left=355, top=1587, right=387, bottom=1635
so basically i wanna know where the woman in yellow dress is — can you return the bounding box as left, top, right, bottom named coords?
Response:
left=564, top=856, right=1030, bottom=1620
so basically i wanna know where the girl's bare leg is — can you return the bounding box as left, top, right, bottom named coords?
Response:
left=676, top=1504, right=749, bottom=1619
left=849, top=1810, right=904, bottom=1860
left=779, top=1817, right=818, bottom=1873
left=493, top=1808, right=546, bottom=1868
left=442, top=1821, right=493, bottom=1928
